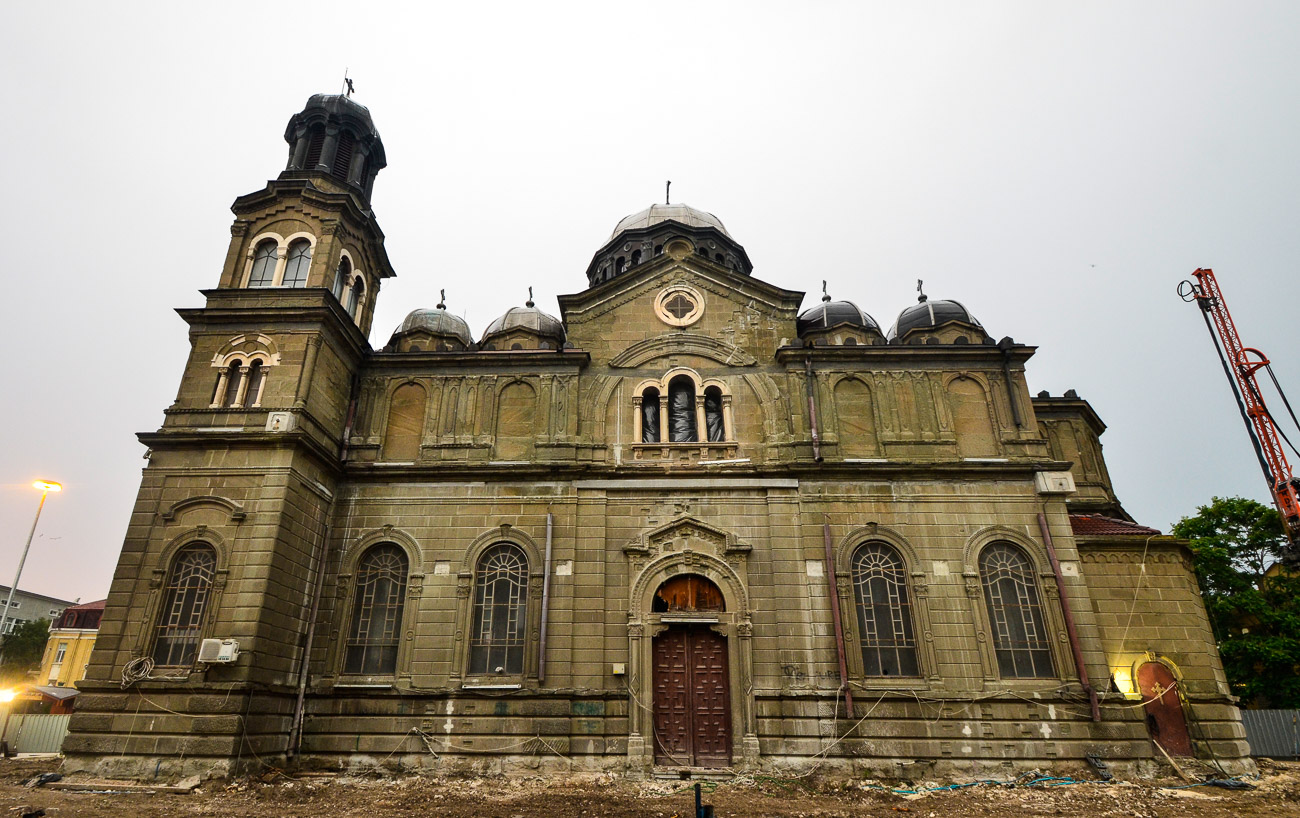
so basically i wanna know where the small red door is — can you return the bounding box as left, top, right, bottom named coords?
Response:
left=653, top=627, right=732, bottom=767
left=1136, top=661, right=1193, bottom=757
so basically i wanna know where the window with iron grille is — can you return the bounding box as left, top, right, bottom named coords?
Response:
left=979, top=543, right=1056, bottom=678
left=344, top=544, right=409, bottom=675
left=152, top=543, right=216, bottom=667
left=851, top=542, right=919, bottom=676
left=469, top=543, right=528, bottom=675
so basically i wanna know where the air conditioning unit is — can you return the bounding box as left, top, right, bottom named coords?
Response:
left=197, top=638, right=240, bottom=664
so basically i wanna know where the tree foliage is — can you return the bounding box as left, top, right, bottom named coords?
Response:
left=1172, top=496, right=1300, bottom=708
left=0, top=618, right=51, bottom=685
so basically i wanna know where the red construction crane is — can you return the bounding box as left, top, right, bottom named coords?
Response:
left=1179, top=268, right=1300, bottom=544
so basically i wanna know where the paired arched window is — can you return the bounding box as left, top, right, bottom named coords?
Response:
left=152, top=544, right=216, bottom=667
left=344, top=544, right=409, bottom=675
left=244, top=236, right=320, bottom=288
left=212, top=356, right=270, bottom=408
left=469, top=543, right=529, bottom=675
left=979, top=543, right=1056, bottom=678
left=248, top=240, right=278, bottom=287
left=281, top=240, right=312, bottom=287
left=851, top=543, right=919, bottom=676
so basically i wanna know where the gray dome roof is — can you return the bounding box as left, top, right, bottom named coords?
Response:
left=887, top=297, right=983, bottom=341
left=482, top=303, right=565, bottom=345
left=609, top=203, right=730, bottom=241
left=797, top=300, right=880, bottom=335
left=298, top=93, right=379, bottom=137
left=391, top=307, right=472, bottom=346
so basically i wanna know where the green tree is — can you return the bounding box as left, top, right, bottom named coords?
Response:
left=0, top=618, right=51, bottom=685
left=1172, top=497, right=1300, bottom=708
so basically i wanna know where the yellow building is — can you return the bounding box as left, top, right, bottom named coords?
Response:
left=39, top=600, right=104, bottom=689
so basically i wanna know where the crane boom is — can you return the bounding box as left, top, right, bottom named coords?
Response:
left=1181, top=268, right=1300, bottom=541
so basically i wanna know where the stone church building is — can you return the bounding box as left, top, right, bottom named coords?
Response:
left=64, top=94, right=1249, bottom=778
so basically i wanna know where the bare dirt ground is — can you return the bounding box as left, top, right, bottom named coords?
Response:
left=1, top=757, right=1297, bottom=818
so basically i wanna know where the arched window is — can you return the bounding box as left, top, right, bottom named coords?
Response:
left=152, top=543, right=216, bottom=667
left=980, top=543, right=1056, bottom=678
left=668, top=375, right=697, bottom=442
left=703, top=386, right=725, bottom=443
left=344, top=544, right=409, bottom=675
left=282, top=240, right=312, bottom=288
left=220, top=359, right=244, bottom=409
left=616, top=256, right=626, bottom=274
left=245, top=359, right=265, bottom=406
left=469, top=543, right=528, bottom=675
left=332, top=257, right=351, bottom=300
left=641, top=387, right=661, bottom=443
left=851, top=543, right=918, bottom=676
left=346, top=277, right=365, bottom=319
left=630, top=249, right=642, bottom=266
left=248, top=240, right=278, bottom=287
left=332, top=130, right=356, bottom=182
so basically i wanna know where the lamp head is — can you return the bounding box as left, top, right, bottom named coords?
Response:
left=0, top=690, right=16, bottom=703
left=32, top=481, right=61, bottom=493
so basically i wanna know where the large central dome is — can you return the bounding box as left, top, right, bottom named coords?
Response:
left=609, top=203, right=731, bottom=241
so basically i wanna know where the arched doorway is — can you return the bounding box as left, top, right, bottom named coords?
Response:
left=652, top=575, right=731, bottom=767
left=1136, top=660, right=1193, bottom=757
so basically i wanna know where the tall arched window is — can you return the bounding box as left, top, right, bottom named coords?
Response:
left=704, top=386, right=725, bottom=443
left=152, top=543, right=216, bottom=667
left=248, top=240, right=278, bottom=287
left=851, top=543, right=918, bottom=676
left=282, top=240, right=312, bottom=288
left=332, top=257, right=351, bottom=300
left=980, top=543, right=1056, bottom=678
left=220, top=359, right=244, bottom=409
left=641, top=387, right=661, bottom=442
left=346, top=277, right=365, bottom=318
left=344, top=544, right=409, bottom=675
left=668, top=375, right=697, bottom=442
left=469, top=543, right=528, bottom=675
left=245, top=359, right=265, bottom=406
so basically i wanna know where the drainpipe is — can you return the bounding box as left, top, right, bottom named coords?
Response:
left=997, top=337, right=1024, bottom=428
left=805, top=357, right=823, bottom=462
left=289, top=374, right=359, bottom=759
left=1037, top=511, right=1100, bottom=722
left=539, top=512, right=554, bottom=684
left=822, top=522, right=854, bottom=717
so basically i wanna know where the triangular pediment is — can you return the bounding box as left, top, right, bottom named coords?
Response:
left=622, top=515, right=752, bottom=558
left=559, top=257, right=804, bottom=364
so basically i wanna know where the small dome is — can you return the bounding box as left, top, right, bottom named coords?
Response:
left=293, top=93, right=380, bottom=138
left=609, top=203, right=730, bottom=241
left=887, top=296, right=983, bottom=341
left=482, top=303, right=565, bottom=346
left=391, top=307, right=472, bottom=346
left=797, top=300, right=880, bottom=335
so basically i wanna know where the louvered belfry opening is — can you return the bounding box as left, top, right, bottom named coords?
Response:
left=331, top=130, right=356, bottom=182
left=303, top=126, right=325, bottom=171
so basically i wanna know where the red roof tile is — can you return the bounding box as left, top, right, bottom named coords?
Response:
left=1069, top=514, right=1161, bottom=537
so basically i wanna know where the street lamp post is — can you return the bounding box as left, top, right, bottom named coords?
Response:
left=0, top=481, right=61, bottom=641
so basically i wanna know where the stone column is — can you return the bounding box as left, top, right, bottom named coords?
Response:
left=631, top=396, right=643, bottom=443
left=695, top=396, right=707, bottom=443
left=210, top=370, right=229, bottom=408
left=316, top=126, right=340, bottom=173
left=233, top=366, right=252, bottom=407
left=722, top=395, right=735, bottom=441
left=293, top=337, right=322, bottom=410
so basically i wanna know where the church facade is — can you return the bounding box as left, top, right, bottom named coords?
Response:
left=64, top=94, right=1249, bottom=778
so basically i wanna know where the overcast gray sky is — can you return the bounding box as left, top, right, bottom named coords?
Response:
left=3, top=2, right=1299, bottom=603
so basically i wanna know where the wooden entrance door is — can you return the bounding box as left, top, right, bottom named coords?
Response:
left=653, top=626, right=732, bottom=767
left=1136, top=661, right=1193, bottom=756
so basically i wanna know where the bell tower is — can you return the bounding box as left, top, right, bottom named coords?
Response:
left=64, top=94, right=394, bottom=777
